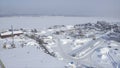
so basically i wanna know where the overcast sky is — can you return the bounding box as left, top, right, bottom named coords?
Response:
left=0, top=0, right=120, bottom=17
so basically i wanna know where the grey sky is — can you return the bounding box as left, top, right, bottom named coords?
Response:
left=0, top=0, right=120, bottom=16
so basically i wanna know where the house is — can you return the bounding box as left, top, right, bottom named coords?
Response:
left=0, top=30, right=23, bottom=38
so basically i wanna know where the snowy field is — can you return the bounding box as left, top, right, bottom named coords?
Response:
left=0, top=46, right=66, bottom=68
left=0, top=16, right=120, bottom=31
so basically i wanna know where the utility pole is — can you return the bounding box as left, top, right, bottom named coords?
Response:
left=11, top=25, right=15, bottom=48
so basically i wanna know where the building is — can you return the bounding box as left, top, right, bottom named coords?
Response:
left=0, top=30, right=23, bottom=38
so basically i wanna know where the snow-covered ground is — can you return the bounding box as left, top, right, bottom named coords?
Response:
left=0, top=16, right=120, bottom=68
left=0, top=47, right=66, bottom=68
left=0, top=35, right=66, bottom=68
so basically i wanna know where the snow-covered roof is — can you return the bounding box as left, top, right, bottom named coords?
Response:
left=66, top=25, right=74, bottom=29
left=74, top=38, right=91, bottom=45
left=0, top=31, right=23, bottom=36
left=60, top=39, right=72, bottom=45
left=100, top=48, right=109, bottom=54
